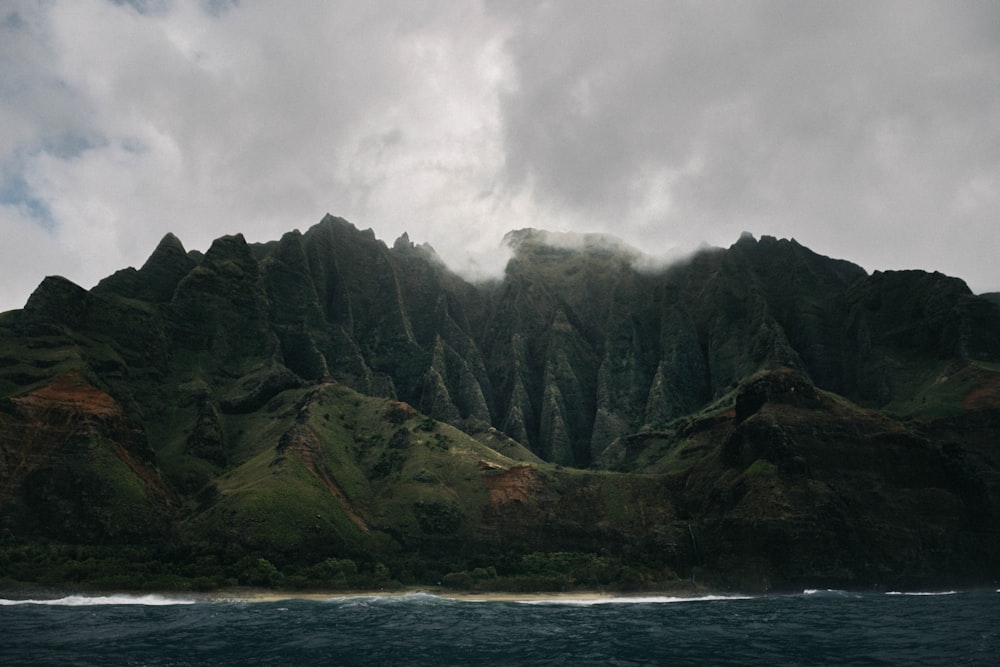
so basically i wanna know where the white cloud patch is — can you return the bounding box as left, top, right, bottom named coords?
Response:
left=0, top=0, right=521, bottom=310
left=1, top=0, right=999, bottom=312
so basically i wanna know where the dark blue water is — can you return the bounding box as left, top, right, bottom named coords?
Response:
left=2, top=589, right=998, bottom=665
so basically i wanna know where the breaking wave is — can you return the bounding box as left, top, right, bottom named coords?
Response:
left=517, top=594, right=754, bottom=606
left=3, top=589, right=997, bottom=665
left=801, top=589, right=863, bottom=598
left=0, top=594, right=196, bottom=606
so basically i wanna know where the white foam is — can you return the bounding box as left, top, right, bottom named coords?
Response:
left=885, top=591, right=958, bottom=597
left=321, top=592, right=447, bottom=606
left=0, top=594, right=196, bottom=606
left=517, top=595, right=753, bottom=606
left=802, top=589, right=861, bottom=598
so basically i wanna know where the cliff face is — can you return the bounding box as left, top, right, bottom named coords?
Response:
left=75, top=218, right=1000, bottom=468
left=1, top=214, right=999, bottom=591
left=678, top=369, right=1000, bottom=589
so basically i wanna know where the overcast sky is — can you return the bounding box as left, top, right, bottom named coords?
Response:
left=2, top=0, right=998, bottom=312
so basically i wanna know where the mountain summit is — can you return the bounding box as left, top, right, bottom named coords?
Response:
left=1, top=214, right=999, bottom=591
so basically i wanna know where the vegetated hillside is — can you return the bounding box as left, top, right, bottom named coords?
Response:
left=0, top=214, right=998, bottom=592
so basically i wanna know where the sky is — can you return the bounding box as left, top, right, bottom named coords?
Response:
left=2, top=0, right=999, bottom=312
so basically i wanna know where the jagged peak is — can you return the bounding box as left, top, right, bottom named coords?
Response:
left=276, top=229, right=306, bottom=253
left=157, top=231, right=186, bottom=253
left=314, top=213, right=378, bottom=242
left=727, top=232, right=867, bottom=283
left=272, top=229, right=311, bottom=269
left=22, top=275, right=90, bottom=326
left=392, top=233, right=445, bottom=268
left=732, top=232, right=792, bottom=250
left=27, top=275, right=87, bottom=303
left=866, top=268, right=972, bottom=298
left=139, top=232, right=188, bottom=270
left=393, top=232, right=411, bottom=250
left=204, top=233, right=249, bottom=258
left=318, top=212, right=351, bottom=227
left=197, top=233, right=263, bottom=279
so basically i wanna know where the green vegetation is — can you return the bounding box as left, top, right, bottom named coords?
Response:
left=438, top=551, right=675, bottom=592
left=1, top=217, right=999, bottom=593
left=0, top=541, right=682, bottom=593
left=883, top=359, right=1000, bottom=419
left=742, top=459, right=778, bottom=479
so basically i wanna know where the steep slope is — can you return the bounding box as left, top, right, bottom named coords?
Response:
left=1, top=214, right=998, bottom=591
left=73, top=216, right=1000, bottom=467
left=603, top=368, right=1000, bottom=589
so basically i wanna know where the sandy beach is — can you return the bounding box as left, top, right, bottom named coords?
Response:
left=204, top=586, right=712, bottom=604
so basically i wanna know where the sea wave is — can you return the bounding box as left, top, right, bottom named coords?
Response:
left=319, top=592, right=450, bottom=607
left=2, top=589, right=997, bottom=664
left=0, top=594, right=196, bottom=606
left=885, top=591, right=958, bottom=596
left=801, top=589, right=863, bottom=598
left=517, top=594, right=754, bottom=606
left=304, top=591, right=756, bottom=607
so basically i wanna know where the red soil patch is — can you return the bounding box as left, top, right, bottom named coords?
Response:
left=962, top=368, right=1000, bottom=410
left=13, top=371, right=122, bottom=419
left=482, top=465, right=543, bottom=506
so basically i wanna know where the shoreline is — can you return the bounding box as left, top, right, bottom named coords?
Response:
left=0, top=582, right=724, bottom=604
left=200, top=578, right=724, bottom=603
left=6, top=581, right=991, bottom=604
left=205, top=588, right=663, bottom=603
left=2, top=585, right=990, bottom=604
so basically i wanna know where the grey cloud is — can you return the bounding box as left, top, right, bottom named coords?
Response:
left=0, top=0, right=506, bottom=309
left=1, top=0, right=998, bottom=313
left=494, top=1, right=1000, bottom=289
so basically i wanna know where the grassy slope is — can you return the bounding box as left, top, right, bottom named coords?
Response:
left=882, top=358, right=1000, bottom=419
left=181, top=383, right=535, bottom=564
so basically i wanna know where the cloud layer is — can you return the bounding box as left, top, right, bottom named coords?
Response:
left=2, top=0, right=998, bottom=312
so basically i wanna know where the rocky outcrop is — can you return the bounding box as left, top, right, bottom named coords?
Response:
left=185, top=396, right=226, bottom=465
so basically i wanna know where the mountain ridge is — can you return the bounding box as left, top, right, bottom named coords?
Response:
left=1, top=213, right=998, bottom=592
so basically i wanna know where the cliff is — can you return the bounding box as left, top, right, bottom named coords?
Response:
left=0, top=215, right=998, bottom=591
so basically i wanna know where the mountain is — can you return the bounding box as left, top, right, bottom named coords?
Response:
left=1, top=214, right=998, bottom=592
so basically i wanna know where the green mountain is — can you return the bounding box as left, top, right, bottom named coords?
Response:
left=1, top=215, right=998, bottom=592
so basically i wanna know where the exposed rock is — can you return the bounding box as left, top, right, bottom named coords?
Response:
left=185, top=396, right=226, bottom=466
left=733, top=368, right=822, bottom=425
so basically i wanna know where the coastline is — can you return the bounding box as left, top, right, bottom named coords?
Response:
left=4, top=583, right=989, bottom=604
left=0, top=577, right=719, bottom=604
left=207, top=589, right=626, bottom=603
left=200, top=582, right=724, bottom=604
left=0, top=577, right=721, bottom=603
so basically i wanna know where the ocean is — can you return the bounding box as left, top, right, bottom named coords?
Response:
left=2, top=589, right=997, bottom=665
